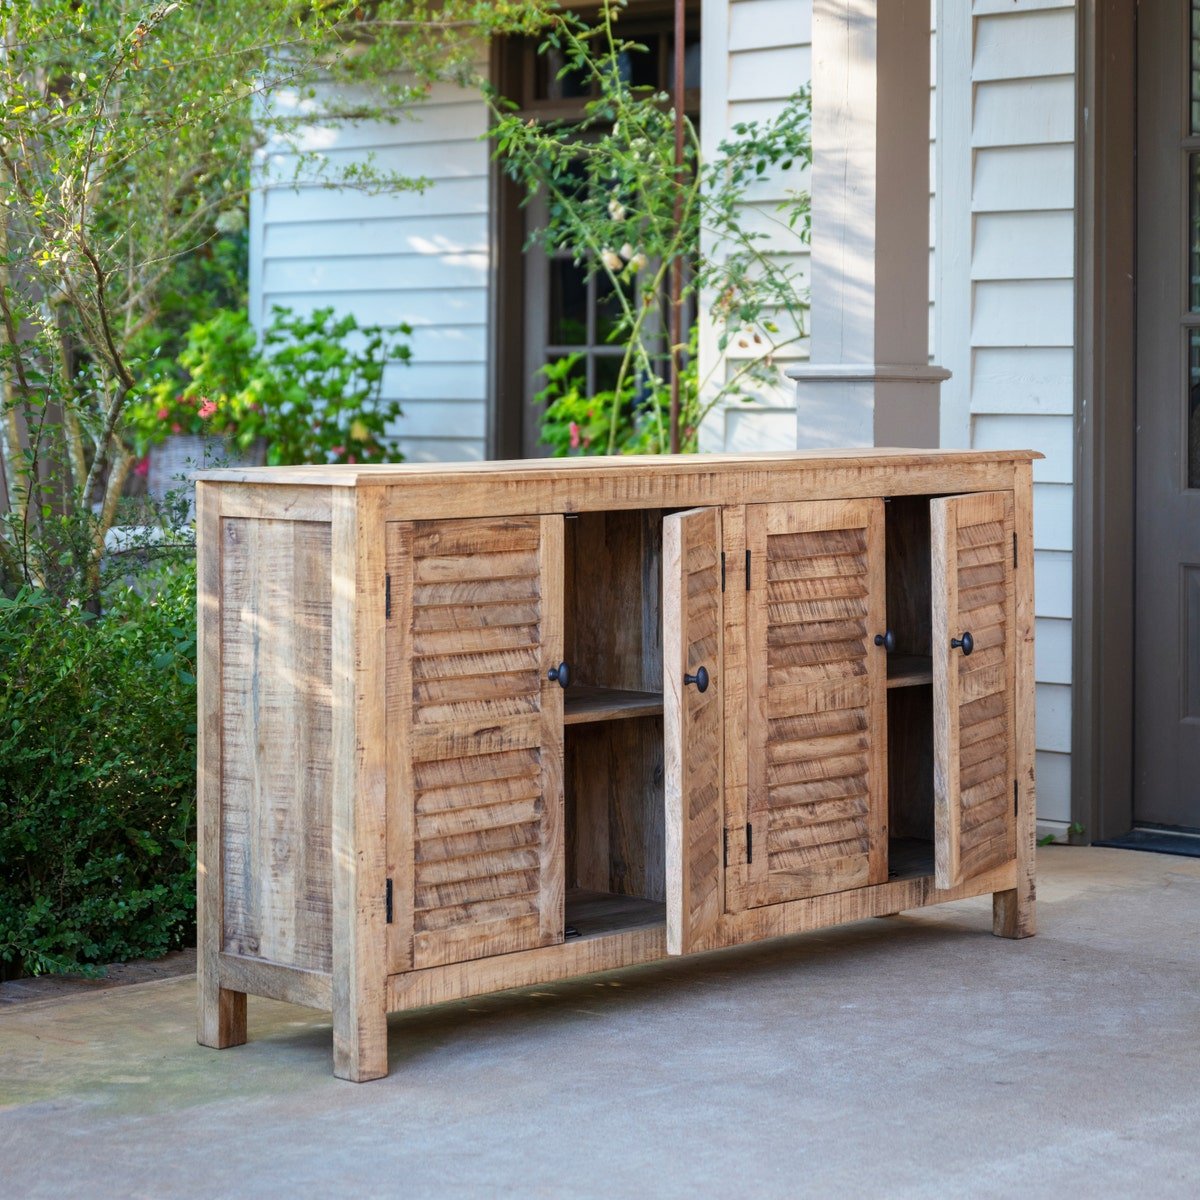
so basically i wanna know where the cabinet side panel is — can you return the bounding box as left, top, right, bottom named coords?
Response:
left=220, top=517, right=333, bottom=972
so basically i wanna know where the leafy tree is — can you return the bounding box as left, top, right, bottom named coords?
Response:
left=0, top=0, right=555, bottom=605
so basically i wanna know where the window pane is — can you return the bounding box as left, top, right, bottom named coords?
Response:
left=594, top=353, right=625, bottom=396
left=685, top=38, right=702, bottom=91
left=595, top=271, right=627, bottom=343
left=1193, top=0, right=1200, bottom=133
left=536, top=46, right=591, bottom=101
left=617, top=36, right=661, bottom=91
left=549, top=258, right=588, bottom=346
left=1189, top=330, right=1200, bottom=489
left=1191, top=156, right=1200, bottom=312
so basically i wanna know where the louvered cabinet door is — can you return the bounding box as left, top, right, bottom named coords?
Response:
left=932, top=492, right=1017, bottom=888
left=386, top=516, right=565, bottom=973
left=742, top=500, right=889, bottom=907
left=663, top=507, right=724, bottom=954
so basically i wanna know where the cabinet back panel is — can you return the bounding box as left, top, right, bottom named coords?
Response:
left=565, top=718, right=666, bottom=901
left=219, top=517, right=333, bottom=973
left=884, top=497, right=932, bottom=658
left=566, top=510, right=665, bottom=691
left=887, top=686, right=934, bottom=842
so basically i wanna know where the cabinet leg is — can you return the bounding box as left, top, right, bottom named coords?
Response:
left=992, top=886, right=1036, bottom=939
left=333, top=998, right=389, bottom=1082
left=198, top=976, right=247, bottom=1049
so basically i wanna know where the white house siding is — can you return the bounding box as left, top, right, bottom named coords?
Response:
left=936, top=0, right=1076, bottom=826
left=696, top=0, right=1076, bottom=825
left=250, top=81, right=490, bottom=463
left=697, top=0, right=812, bottom=452
left=698, top=1, right=939, bottom=448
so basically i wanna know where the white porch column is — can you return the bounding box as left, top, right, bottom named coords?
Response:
left=790, top=0, right=947, bottom=448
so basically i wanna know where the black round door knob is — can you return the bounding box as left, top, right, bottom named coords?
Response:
left=548, top=661, right=571, bottom=687
left=950, top=632, right=974, bottom=656
left=684, top=665, right=710, bottom=693
left=874, top=630, right=896, bottom=653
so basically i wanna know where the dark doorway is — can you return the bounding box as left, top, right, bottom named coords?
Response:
left=1132, top=0, right=1200, bottom=832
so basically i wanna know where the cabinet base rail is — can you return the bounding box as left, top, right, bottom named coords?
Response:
left=209, top=861, right=1021, bottom=1040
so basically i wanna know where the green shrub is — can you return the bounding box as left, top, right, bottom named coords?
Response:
left=125, top=305, right=412, bottom=466
left=0, top=563, right=197, bottom=976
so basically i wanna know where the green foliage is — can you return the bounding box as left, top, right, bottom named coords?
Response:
left=536, top=326, right=702, bottom=455
left=489, top=0, right=811, bottom=455
left=0, top=564, right=198, bottom=976
left=0, top=0, right=553, bottom=604
left=125, top=306, right=411, bottom=465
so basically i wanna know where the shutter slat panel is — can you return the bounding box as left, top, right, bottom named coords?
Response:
left=387, top=516, right=564, bottom=973
left=744, top=499, right=888, bottom=907
left=933, top=492, right=1018, bottom=888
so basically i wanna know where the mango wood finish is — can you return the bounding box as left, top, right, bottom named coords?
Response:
left=219, top=517, right=334, bottom=970
left=385, top=516, right=565, bottom=975
left=331, top=487, right=389, bottom=1082
left=200, top=451, right=1038, bottom=523
left=664, top=507, right=725, bottom=955
left=196, top=482, right=246, bottom=1050
left=196, top=450, right=1039, bottom=1080
left=931, top=490, right=1017, bottom=889
left=994, top=461, right=1037, bottom=938
left=741, top=499, right=890, bottom=906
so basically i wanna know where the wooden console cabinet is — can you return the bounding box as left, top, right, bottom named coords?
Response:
left=196, top=450, right=1038, bottom=1081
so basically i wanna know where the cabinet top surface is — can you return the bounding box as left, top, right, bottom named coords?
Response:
left=195, top=448, right=1040, bottom=489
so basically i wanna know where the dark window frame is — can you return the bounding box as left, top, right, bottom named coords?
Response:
left=487, top=2, right=700, bottom=460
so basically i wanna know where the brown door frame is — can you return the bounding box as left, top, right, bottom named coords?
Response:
left=1073, top=0, right=1137, bottom=840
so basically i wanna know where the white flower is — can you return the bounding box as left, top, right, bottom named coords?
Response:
left=619, top=242, right=635, bottom=261
left=608, top=197, right=626, bottom=221
left=630, top=252, right=648, bottom=272
left=601, top=248, right=624, bottom=272
left=215, top=208, right=246, bottom=235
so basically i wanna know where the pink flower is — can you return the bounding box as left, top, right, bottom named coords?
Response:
left=569, top=422, right=581, bottom=450
left=347, top=454, right=357, bottom=464
left=198, top=399, right=217, bottom=419
left=171, top=422, right=182, bottom=434
left=330, top=445, right=345, bottom=456
left=156, top=407, right=170, bottom=421
left=133, top=456, right=150, bottom=478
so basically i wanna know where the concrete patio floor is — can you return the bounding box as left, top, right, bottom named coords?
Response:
left=2, top=845, right=1199, bottom=1198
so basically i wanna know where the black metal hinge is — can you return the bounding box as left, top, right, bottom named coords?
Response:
left=723, top=827, right=729, bottom=868
left=385, top=878, right=393, bottom=924
left=721, top=551, right=726, bottom=592
left=1014, top=780, right=1018, bottom=816
left=1013, top=533, right=1018, bottom=568
left=385, top=573, right=392, bottom=619
left=746, top=822, right=753, bottom=864
left=745, top=549, right=751, bottom=590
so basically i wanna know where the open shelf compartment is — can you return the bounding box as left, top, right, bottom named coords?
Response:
left=561, top=509, right=670, bottom=938
left=885, top=496, right=937, bottom=879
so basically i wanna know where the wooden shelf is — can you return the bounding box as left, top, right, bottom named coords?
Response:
left=563, top=685, right=664, bottom=726
left=565, top=889, right=666, bottom=940
left=887, top=655, right=933, bottom=689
